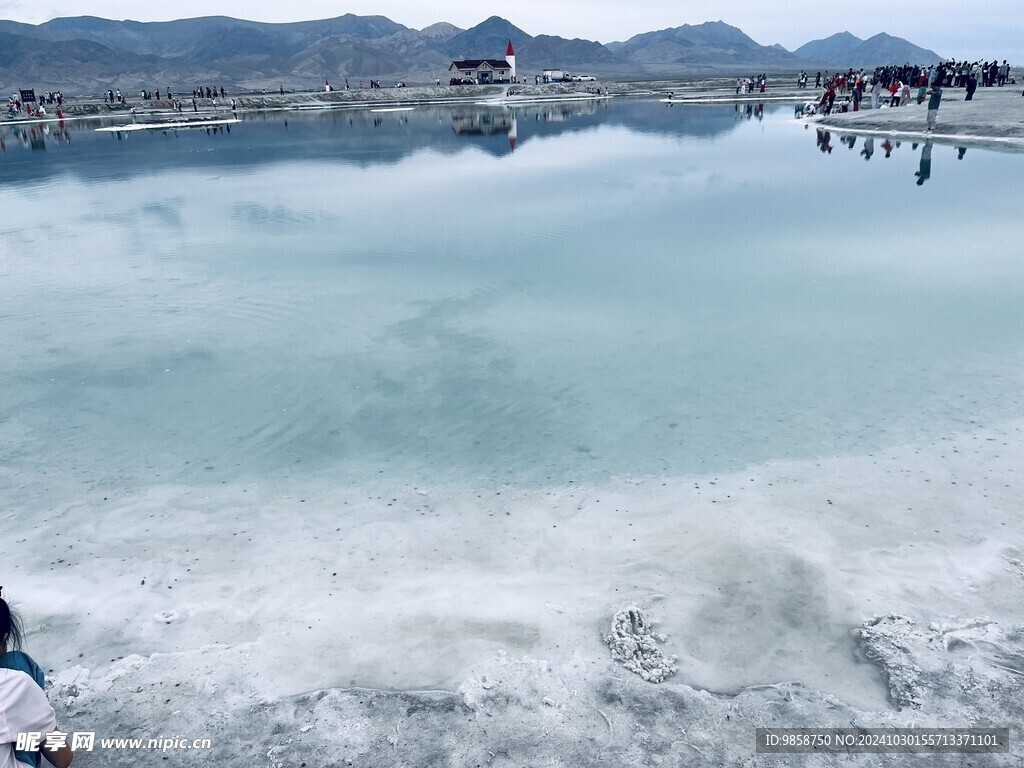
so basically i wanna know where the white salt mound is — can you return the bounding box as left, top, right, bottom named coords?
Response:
left=605, top=606, right=677, bottom=683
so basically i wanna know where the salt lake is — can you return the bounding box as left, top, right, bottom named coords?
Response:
left=2, top=99, right=1023, bottom=763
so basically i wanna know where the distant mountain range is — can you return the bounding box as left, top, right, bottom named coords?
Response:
left=0, top=14, right=944, bottom=94
left=794, top=31, right=942, bottom=66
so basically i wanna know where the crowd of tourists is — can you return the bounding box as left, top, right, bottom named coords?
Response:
left=6, top=91, right=65, bottom=119
left=736, top=74, right=770, bottom=93
left=99, top=84, right=229, bottom=106
left=800, top=58, right=1015, bottom=117
left=192, top=85, right=226, bottom=99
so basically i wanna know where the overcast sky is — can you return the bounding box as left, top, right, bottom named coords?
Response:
left=2, top=0, right=1020, bottom=60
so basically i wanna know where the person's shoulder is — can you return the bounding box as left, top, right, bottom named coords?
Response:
left=0, top=665, right=40, bottom=693
left=0, top=650, right=45, bottom=685
left=0, top=666, right=57, bottom=739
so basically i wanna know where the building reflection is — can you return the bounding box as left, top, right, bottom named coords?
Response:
left=450, top=100, right=604, bottom=153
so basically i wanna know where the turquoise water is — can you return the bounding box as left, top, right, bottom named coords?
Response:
left=2, top=102, right=1024, bottom=490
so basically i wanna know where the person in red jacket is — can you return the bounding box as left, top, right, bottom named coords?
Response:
left=888, top=80, right=901, bottom=107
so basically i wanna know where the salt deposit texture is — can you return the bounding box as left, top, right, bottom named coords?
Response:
left=2, top=98, right=1023, bottom=765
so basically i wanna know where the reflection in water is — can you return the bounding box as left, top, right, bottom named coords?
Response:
left=0, top=99, right=750, bottom=184
left=916, top=140, right=933, bottom=185
left=450, top=100, right=606, bottom=153
left=107, top=122, right=234, bottom=142
left=451, top=111, right=519, bottom=152
left=0, top=103, right=1002, bottom=199
left=735, top=103, right=764, bottom=121
left=810, top=127, right=975, bottom=187
left=1, top=101, right=1023, bottom=488
left=0, top=122, right=74, bottom=152
left=816, top=127, right=833, bottom=154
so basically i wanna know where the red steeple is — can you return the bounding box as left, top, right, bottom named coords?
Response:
left=506, top=40, right=515, bottom=56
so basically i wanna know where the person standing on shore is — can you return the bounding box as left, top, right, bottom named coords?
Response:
left=965, top=71, right=977, bottom=100
left=1, top=590, right=75, bottom=768
left=925, top=82, right=942, bottom=132
left=818, top=82, right=836, bottom=115
left=888, top=80, right=900, bottom=107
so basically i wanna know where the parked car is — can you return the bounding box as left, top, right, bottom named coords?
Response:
left=576, top=74, right=597, bottom=82
left=449, top=77, right=476, bottom=86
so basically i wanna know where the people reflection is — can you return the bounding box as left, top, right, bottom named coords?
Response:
left=860, top=136, right=874, bottom=159
left=816, top=127, right=833, bottom=153
left=957, top=146, right=966, bottom=159
left=915, top=140, right=933, bottom=185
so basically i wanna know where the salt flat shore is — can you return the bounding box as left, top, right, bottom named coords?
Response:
left=5, top=74, right=1024, bottom=767
left=7, top=417, right=1023, bottom=766
left=812, top=87, right=1024, bottom=151
left=19, top=77, right=1021, bottom=150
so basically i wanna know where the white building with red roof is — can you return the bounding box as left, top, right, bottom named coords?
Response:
left=449, top=40, right=517, bottom=84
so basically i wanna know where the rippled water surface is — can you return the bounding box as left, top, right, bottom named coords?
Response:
left=5, top=99, right=1024, bottom=712
left=3, top=101, right=1024, bottom=490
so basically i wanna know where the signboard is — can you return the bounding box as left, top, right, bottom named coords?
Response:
left=20, top=89, right=36, bottom=103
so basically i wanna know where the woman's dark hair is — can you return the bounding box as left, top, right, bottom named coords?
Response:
left=1, top=590, right=25, bottom=654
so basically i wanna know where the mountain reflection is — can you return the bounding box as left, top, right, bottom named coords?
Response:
left=0, top=99, right=754, bottom=183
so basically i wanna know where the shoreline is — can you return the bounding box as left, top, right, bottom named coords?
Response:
left=5, top=73, right=1024, bottom=767
left=7, top=79, right=1024, bottom=150
left=810, top=86, right=1024, bottom=151
left=26, top=417, right=1024, bottom=765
